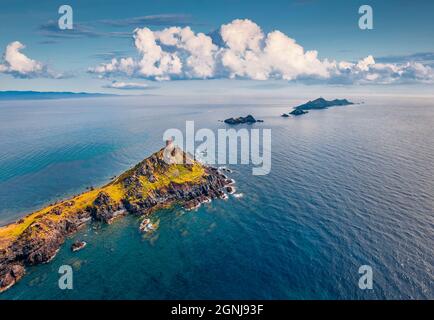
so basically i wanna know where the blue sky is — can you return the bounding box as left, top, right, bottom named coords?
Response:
left=0, top=0, right=434, bottom=93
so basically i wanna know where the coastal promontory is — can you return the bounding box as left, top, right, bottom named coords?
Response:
left=0, top=145, right=230, bottom=292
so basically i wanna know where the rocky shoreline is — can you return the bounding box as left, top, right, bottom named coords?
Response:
left=0, top=145, right=231, bottom=293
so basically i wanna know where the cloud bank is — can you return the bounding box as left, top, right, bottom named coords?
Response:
left=89, top=19, right=434, bottom=84
left=103, top=80, right=151, bottom=89
left=0, top=41, right=62, bottom=78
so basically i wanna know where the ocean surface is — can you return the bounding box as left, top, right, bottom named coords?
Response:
left=0, top=94, right=433, bottom=299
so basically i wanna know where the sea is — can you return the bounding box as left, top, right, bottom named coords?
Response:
left=0, top=93, right=433, bottom=299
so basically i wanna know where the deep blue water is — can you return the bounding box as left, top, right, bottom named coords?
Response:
left=0, top=95, right=433, bottom=299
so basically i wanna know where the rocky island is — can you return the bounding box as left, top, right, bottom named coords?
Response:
left=289, top=98, right=354, bottom=116
left=224, top=115, right=263, bottom=124
left=0, top=144, right=230, bottom=292
left=71, top=240, right=87, bottom=252
left=289, top=109, right=308, bottom=116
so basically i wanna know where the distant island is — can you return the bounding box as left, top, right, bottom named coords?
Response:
left=224, top=115, right=263, bottom=124
left=0, top=144, right=232, bottom=292
left=289, top=109, right=308, bottom=116
left=288, top=98, right=354, bottom=116
left=0, top=91, right=116, bottom=100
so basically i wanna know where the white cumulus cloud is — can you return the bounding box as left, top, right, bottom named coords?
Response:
left=218, top=20, right=331, bottom=80
left=0, top=41, right=62, bottom=78
left=88, top=19, right=434, bottom=84
left=331, top=55, right=434, bottom=84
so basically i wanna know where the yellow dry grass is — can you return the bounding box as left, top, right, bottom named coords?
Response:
left=0, top=158, right=206, bottom=249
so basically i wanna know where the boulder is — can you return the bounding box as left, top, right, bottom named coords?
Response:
left=90, top=192, right=121, bottom=223
left=290, top=109, right=308, bottom=116
left=71, top=241, right=87, bottom=252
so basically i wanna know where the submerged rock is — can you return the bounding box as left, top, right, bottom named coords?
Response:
left=226, top=186, right=236, bottom=194
left=184, top=199, right=201, bottom=211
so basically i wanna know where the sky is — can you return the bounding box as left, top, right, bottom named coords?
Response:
left=0, top=0, right=433, bottom=93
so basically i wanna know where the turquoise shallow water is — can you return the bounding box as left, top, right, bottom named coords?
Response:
left=0, top=95, right=433, bottom=299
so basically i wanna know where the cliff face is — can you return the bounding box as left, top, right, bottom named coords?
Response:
left=0, top=146, right=230, bottom=292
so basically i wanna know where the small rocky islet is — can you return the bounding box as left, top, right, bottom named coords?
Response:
left=289, top=109, right=308, bottom=116
left=224, top=98, right=354, bottom=121
left=0, top=143, right=234, bottom=292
